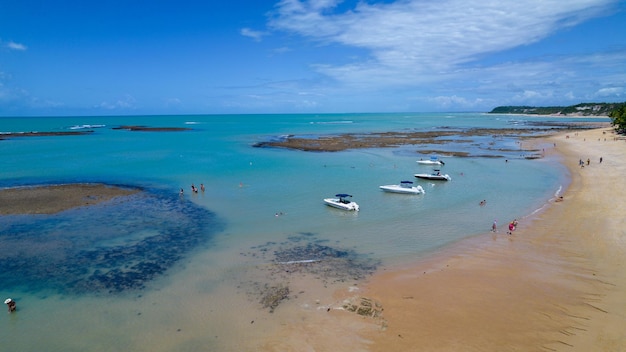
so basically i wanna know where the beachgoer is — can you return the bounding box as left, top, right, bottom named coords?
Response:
left=587, top=158, right=590, bottom=165
left=508, top=221, right=515, bottom=235
left=179, top=188, right=184, bottom=196
left=600, top=157, right=603, bottom=163
left=200, top=183, right=205, bottom=192
left=492, top=220, right=497, bottom=232
left=191, top=184, right=198, bottom=193
left=479, top=200, right=486, bottom=206
left=5, top=298, right=16, bottom=313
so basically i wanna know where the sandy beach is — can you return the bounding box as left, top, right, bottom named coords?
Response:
left=359, top=127, right=626, bottom=351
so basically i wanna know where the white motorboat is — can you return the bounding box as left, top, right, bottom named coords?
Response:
left=416, top=156, right=445, bottom=165
left=379, top=181, right=425, bottom=194
left=414, top=169, right=451, bottom=181
left=324, top=194, right=360, bottom=211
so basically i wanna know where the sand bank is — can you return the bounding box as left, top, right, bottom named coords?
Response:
left=361, top=127, right=626, bottom=351
left=0, top=184, right=139, bottom=215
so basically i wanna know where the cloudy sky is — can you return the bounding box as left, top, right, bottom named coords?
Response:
left=1, top=0, right=625, bottom=116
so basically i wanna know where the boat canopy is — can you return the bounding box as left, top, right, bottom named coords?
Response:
left=335, top=193, right=352, bottom=198
left=400, top=181, right=413, bottom=184
left=431, top=155, right=445, bottom=164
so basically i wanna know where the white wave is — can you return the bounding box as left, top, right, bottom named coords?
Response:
left=69, top=124, right=105, bottom=130
left=554, top=185, right=563, bottom=197
left=277, top=259, right=320, bottom=264
left=309, top=120, right=353, bottom=125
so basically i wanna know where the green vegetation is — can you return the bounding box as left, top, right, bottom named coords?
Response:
left=489, top=102, right=625, bottom=116
left=609, top=105, right=626, bottom=134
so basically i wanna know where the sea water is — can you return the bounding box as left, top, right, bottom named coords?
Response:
left=0, top=113, right=607, bottom=351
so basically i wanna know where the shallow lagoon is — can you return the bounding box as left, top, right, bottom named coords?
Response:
left=0, top=113, right=607, bottom=350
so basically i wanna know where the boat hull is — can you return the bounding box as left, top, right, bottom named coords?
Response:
left=414, top=173, right=451, bottom=181
left=323, top=198, right=360, bottom=211
left=379, top=185, right=425, bottom=194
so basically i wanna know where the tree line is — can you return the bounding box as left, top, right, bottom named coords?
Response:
left=609, top=104, right=626, bottom=134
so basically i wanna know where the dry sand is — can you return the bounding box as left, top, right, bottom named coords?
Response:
left=361, top=127, right=626, bottom=351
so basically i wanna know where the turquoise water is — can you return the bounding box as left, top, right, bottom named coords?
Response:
left=0, top=113, right=607, bottom=350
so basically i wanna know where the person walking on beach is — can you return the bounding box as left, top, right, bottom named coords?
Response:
left=492, top=220, right=497, bottom=232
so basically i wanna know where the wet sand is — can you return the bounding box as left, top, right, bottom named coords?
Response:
left=361, top=127, right=626, bottom=351
left=0, top=184, right=139, bottom=215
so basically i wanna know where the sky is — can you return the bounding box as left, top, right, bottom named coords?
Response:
left=0, top=0, right=625, bottom=116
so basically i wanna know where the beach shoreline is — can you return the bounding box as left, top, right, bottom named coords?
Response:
left=358, top=126, right=626, bottom=351
left=248, top=126, right=626, bottom=351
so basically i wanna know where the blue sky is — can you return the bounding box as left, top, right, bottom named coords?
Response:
left=1, top=0, right=625, bottom=116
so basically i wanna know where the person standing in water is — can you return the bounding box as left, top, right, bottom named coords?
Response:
left=5, top=298, right=16, bottom=313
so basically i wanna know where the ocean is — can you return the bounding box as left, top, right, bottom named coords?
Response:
left=0, top=113, right=608, bottom=351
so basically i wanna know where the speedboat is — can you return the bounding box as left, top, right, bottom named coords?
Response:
left=379, top=181, right=425, bottom=194
left=416, top=156, right=445, bottom=165
left=324, top=194, right=360, bottom=211
left=414, top=169, right=451, bottom=181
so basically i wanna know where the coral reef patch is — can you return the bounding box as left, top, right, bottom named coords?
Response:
left=0, top=187, right=224, bottom=295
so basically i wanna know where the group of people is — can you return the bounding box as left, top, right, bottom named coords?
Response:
left=579, top=156, right=603, bottom=168
left=491, top=218, right=518, bottom=234
left=180, top=183, right=205, bottom=196
left=507, top=219, right=518, bottom=235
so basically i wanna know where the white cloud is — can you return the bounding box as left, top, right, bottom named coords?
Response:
left=240, top=27, right=267, bottom=41
left=95, top=95, right=136, bottom=110
left=595, top=87, right=624, bottom=97
left=269, top=0, right=617, bottom=88
left=6, top=41, right=27, bottom=51
left=428, top=95, right=485, bottom=109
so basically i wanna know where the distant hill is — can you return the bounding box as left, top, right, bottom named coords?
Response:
left=488, top=102, right=625, bottom=116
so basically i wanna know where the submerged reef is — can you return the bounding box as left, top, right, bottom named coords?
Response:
left=253, top=123, right=609, bottom=156
left=240, top=232, right=380, bottom=312
left=0, top=187, right=224, bottom=295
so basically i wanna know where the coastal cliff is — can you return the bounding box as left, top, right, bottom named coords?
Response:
left=489, top=102, right=625, bottom=116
